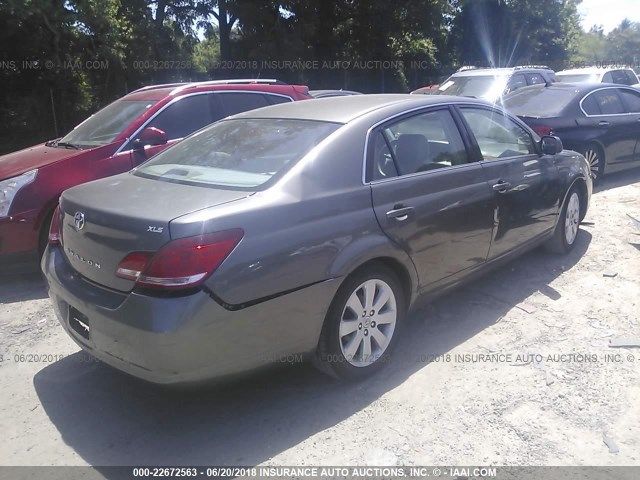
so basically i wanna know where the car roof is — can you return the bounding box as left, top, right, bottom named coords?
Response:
left=230, top=93, right=488, bottom=123
left=309, top=90, right=363, bottom=97
left=557, top=67, right=633, bottom=75
left=451, top=67, right=553, bottom=77
left=122, top=80, right=308, bottom=101
left=505, top=82, right=634, bottom=97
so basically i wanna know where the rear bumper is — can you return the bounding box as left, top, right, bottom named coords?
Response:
left=42, top=245, right=337, bottom=384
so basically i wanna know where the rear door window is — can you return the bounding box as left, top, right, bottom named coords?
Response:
left=370, top=131, right=398, bottom=180
left=610, top=70, right=630, bottom=85
left=219, top=92, right=270, bottom=116
left=460, top=107, right=536, bottom=160
left=138, top=94, right=215, bottom=141
left=526, top=73, right=545, bottom=85
left=507, top=74, right=527, bottom=92
left=618, top=88, right=640, bottom=113
left=624, top=70, right=639, bottom=85
left=592, top=89, right=626, bottom=114
left=371, top=108, right=468, bottom=179
left=581, top=94, right=601, bottom=115
left=265, top=94, right=293, bottom=105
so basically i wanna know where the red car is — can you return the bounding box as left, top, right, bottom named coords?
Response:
left=0, top=79, right=312, bottom=267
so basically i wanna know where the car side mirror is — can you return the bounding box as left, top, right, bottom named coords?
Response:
left=133, top=127, right=167, bottom=150
left=540, top=135, right=563, bottom=155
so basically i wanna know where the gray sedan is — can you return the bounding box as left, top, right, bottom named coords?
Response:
left=42, top=95, right=592, bottom=384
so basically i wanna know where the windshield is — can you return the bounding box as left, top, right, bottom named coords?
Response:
left=60, top=99, right=156, bottom=148
left=502, top=87, right=577, bottom=118
left=135, top=118, right=341, bottom=190
left=556, top=73, right=600, bottom=83
left=432, top=75, right=509, bottom=99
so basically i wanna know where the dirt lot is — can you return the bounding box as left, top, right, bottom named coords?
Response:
left=0, top=171, right=639, bottom=467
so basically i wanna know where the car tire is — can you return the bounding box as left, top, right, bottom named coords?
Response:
left=544, top=187, right=581, bottom=254
left=582, top=143, right=605, bottom=182
left=314, top=264, right=406, bottom=380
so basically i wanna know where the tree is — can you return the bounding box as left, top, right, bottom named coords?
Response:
left=572, top=25, right=608, bottom=65
left=449, top=0, right=583, bottom=69
left=606, top=19, right=640, bottom=65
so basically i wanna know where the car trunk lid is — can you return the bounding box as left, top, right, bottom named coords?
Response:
left=59, top=173, right=251, bottom=292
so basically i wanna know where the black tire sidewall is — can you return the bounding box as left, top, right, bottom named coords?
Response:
left=318, top=264, right=406, bottom=380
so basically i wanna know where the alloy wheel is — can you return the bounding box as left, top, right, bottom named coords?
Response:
left=584, top=148, right=600, bottom=180
left=339, top=279, right=397, bottom=367
left=564, top=192, right=580, bottom=245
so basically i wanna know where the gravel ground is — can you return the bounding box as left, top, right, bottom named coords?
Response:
left=0, top=170, right=639, bottom=467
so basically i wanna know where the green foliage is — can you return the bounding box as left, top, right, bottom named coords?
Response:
left=4, top=0, right=640, bottom=155
left=606, top=21, right=640, bottom=65
left=571, top=19, right=640, bottom=66
left=449, top=0, right=583, bottom=69
left=192, top=36, right=221, bottom=73
left=572, top=27, right=608, bottom=65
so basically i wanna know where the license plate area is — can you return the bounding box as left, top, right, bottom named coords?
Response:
left=69, top=306, right=90, bottom=340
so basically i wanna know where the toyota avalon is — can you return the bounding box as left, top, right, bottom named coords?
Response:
left=42, top=94, right=592, bottom=384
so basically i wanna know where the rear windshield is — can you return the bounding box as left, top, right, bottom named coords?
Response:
left=556, top=73, right=600, bottom=83
left=135, top=118, right=341, bottom=190
left=502, top=87, right=577, bottom=117
left=432, top=75, right=509, bottom=99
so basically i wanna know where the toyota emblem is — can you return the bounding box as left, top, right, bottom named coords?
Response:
left=74, top=212, right=85, bottom=231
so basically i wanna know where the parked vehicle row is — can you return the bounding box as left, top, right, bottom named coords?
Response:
left=411, top=65, right=640, bottom=181
left=411, top=65, right=640, bottom=98
left=41, top=94, right=591, bottom=384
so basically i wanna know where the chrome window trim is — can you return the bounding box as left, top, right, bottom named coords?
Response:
left=477, top=153, right=540, bottom=166
left=116, top=90, right=294, bottom=154
left=579, top=86, right=640, bottom=117
left=368, top=162, right=481, bottom=186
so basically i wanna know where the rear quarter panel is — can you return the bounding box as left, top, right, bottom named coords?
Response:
left=553, top=149, right=592, bottom=212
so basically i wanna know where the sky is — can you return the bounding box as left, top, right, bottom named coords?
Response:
left=579, top=0, right=640, bottom=33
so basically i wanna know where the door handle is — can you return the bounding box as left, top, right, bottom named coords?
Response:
left=492, top=181, right=511, bottom=193
left=386, top=206, right=414, bottom=221
left=598, top=120, right=610, bottom=128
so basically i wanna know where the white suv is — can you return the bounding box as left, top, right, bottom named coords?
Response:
left=419, top=66, right=557, bottom=102
left=556, top=67, right=640, bottom=88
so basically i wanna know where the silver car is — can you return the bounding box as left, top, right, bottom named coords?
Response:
left=43, top=95, right=592, bottom=384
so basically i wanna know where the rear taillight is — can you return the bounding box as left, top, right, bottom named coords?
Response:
left=532, top=125, right=554, bottom=137
left=48, top=205, right=61, bottom=245
left=116, top=229, right=244, bottom=290
left=115, top=252, right=153, bottom=281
